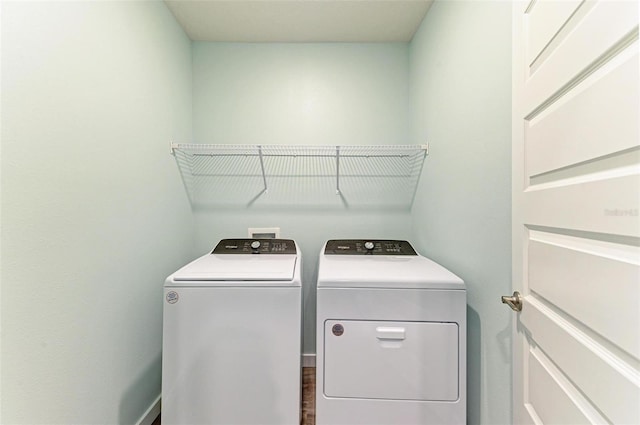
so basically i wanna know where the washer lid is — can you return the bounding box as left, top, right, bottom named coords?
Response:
left=173, top=254, right=297, bottom=282
left=317, top=253, right=464, bottom=289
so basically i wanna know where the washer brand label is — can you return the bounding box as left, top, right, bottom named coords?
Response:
left=332, top=324, right=344, bottom=336
left=166, top=291, right=179, bottom=304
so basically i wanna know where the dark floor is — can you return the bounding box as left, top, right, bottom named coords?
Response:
left=152, top=367, right=316, bottom=425
left=301, top=367, right=316, bottom=425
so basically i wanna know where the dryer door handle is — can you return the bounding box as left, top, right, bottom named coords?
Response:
left=376, top=327, right=406, bottom=340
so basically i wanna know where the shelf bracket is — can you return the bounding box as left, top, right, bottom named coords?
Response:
left=258, top=145, right=268, bottom=193
left=422, top=142, right=429, bottom=155
left=335, top=145, right=341, bottom=194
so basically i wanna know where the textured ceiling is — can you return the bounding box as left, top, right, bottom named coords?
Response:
left=164, top=1, right=433, bottom=42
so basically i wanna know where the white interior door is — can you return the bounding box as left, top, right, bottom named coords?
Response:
left=511, top=1, right=640, bottom=423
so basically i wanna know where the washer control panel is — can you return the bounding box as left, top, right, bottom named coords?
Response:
left=324, top=240, right=417, bottom=255
left=212, top=239, right=296, bottom=254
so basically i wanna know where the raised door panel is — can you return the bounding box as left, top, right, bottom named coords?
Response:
left=526, top=0, right=582, bottom=67
left=525, top=48, right=639, bottom=178
left=520, top=299, right=640, bottom=425
left=528, top=230, right=640, bottom=359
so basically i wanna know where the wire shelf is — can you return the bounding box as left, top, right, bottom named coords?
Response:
left=171, top=143, right=428, bottom=209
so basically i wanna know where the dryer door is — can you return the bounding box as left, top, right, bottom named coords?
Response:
left=323, top=320, right=459, bottom=401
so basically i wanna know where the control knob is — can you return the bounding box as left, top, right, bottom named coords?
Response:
left=251, top=240, right=261, bottom=249
left=364, top=241, right=375, bottom=250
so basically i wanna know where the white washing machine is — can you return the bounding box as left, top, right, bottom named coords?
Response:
left=316, top=239, right=466, bottom=425
left=162, top=238, right=302, bottom=425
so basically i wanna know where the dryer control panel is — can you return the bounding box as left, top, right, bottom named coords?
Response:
left=212, top=239, right=296, bottom=254
left=324, top=240, right=417, bottom=255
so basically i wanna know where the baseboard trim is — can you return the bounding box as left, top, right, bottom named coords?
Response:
left=136, top=394, right=161, bottom=425
left=302, top=353, right=316, bottom=368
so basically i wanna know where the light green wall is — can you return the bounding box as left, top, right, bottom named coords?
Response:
left=409, top=1, right=512, bottom=423
left=193, top=43, right=410, bottom=146
left=1, top=1, right=193, bottom=423
left=192, top=42, right=413, bottom=354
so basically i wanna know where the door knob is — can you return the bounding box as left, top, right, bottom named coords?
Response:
left=501, top=291, right=523, bottom=312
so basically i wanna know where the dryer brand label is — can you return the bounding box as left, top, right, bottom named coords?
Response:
left=166, top=291, right=179, bottom=304
left=332, top=324, right=344, bottom=336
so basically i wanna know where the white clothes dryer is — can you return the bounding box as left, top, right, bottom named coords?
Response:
left=316, top=239, right=466, bottom=425
left=162, top=238, right=302, bottom=425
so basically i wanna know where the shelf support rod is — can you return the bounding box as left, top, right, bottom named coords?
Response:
left=258, top=145, right=268, bottom=193
left=335, top=145, right=341, bottom=194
